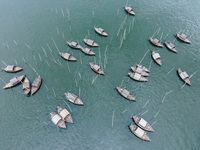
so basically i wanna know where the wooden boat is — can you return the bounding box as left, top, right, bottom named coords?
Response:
left=83, top=39, right=98, bottom=47
left=152, top=51, right=162, bottom=66
left=49, top=112, right=67, bottom=129
left=133, top=116, right=154, bottom=132
left=59, top=52, right=77, bottom=61
left=124, top=6, right=135, bottom=16
left=116, top=87, right=136, bottom=101
left=128, top=124, right=151, bottom=142
left=89, top=63, right=104, bottom=75
left=136, top=64, right=150, bottom=73
left=149, top=38, right=163, bottom=48
left=130, top=66, right=149, bottom=77
left=67, top=41, right=82, bottom=49
left=31, top=75, right=42, bottom=95
left=4, top=75, right=25, bottom=89
left=164, top=42, right=177, bottom=53
left=176, top=33, right=191, bottom=44
left=81, top=47, right=95, bottom=56
left=3, top=65, right=23, bottom=73
left=64, top=92, right=84, bottom=106
left=94, top=27, right=108, bottom=37
left=177, top=68, right=191, bottom=86
left=57, top=106, right=73, bottom=124
left=128, top=72, right=148, bottom=82
left=23, top=77, right=31, bottom=96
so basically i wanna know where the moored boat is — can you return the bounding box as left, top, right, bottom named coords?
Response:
left=128, top=124, right=151, bottom=142
left=116, top=87, right=136, bottom=101
left=152, top=51, right=162, bottom=66
left=64, top=92, right=84, bottom=106
left=89, top=63, right=104, bottom=75
left=177, top=68, right=191, bottom=86
left=133, top=116, right=154, bottom=132
left=94, top=27, right=108, bottom=37
left=49, top=112, right=67, bottom=129
left=83, top=39, right=98, bottom=47
left=81, top=47, right=95, bottom=56
left=67, top=41, right=82, bottom=49
left=60, top=52, right=77, bottom=61
left=57, top=106, right=73, bottom=124
left=124, top=6, right=135, bottom=16
left=136, top=64, right=150, bottom=73
left=4, top=75, right=25, bottom=89
left=164, top=42, right=177, bottom=53
left=176, top=33, right=191, bottom=44
left=3, top=65, right=23, bottom=73
left=23, top=77, right=31, bottom=96
left=31, top=75, right=42, bottom=95
left=130, top=66, right=149, bottom=77
left=149, top=38, right=163, bottom=48
left=128, top=72, right=148, bottom=82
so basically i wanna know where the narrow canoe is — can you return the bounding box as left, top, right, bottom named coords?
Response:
left=49, top=112, right=67, bottom=129
left=4, top=75, right=25, bottom=89
left=133, top=116, right=154, bottom=132
left=149, top=38, right=163, bottom=48
left=89, top=63, right=104, bottom=75
left=124, top=6, right=135, bottom=16
left=177, top=68, right=191, bottom=86
left=60, top=52, right=77, bottom=61
left=128, top=124, right=151, bottom=142
left=64, top=92, right=84, bottom=106
left=136, top=64, right=150, bottom=73
left=94, top=27, right=108, bottom=37
left=31, top=75, right=42, bottom=95
left=116, top=87, right=136, bottom=101
left=83, top=39, right=98, bottom=47
left=128, top=72, right=148, bottom=82
left=152, top=51, right=162, bottom=66
left=57, top=106, right=73, bottom=124
left=130, top=66, right=149, bottom=77
left=81, top=47, right=95, bottom=56
left=3, top=65, right=23, bottom=73
left=164, top=42, right=178, bottom=53
left=176, top=33, right=191, bottom=44
left=23, top=77, right=31, bottom=96
left=67, top=41, right=82, bottom=49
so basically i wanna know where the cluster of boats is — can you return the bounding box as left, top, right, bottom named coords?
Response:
left=3, top=65, right=42, bottom=96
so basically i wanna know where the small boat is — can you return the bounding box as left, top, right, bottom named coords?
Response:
left=81, top=47, right=95, bottom=56
left=83, top=39, right=98, bottom=47
left=49, top=112, right=67, bottom=129
left=23, top=77, right=31, bottom=96
left=133, top=116, right=154, bottom=132
left=4, top=75, right=25, bottom=89
left=177, top=68, right=191, bottom=86
left=57, top=106, right=73, bottom=124
left=124, top=6, right=135, bottom=16
left=128, top=124, right=151, bottom=142
left=64, top=92, right=84, bottom=106
left=116, top=87, right=136, bottom=101
left=136, top=64, right=150, bottom=73
left=31, top=76, right=42, bottom=95
left=149, top=38, right=163, bottom=48
left=89, top=63, right=104, bottom=75
left=152, top=51, right=162, bottom=66
left=94, top=27, right=108, bottom=37
left=3, top=65, right=23, bottom=73
left=128, top=72, right=148, bottom=82
left=59, top=52, right=77, bottom=61
left=67, top=41, right=82, bottom=49
left=130, top=66, right=149, bottom=77
left=176, top=33, right=191, bottom=44
left=164, top=42, right=177, bottom=53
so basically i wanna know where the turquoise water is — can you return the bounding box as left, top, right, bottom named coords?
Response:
left=0, top=0, right=200, bottom=149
